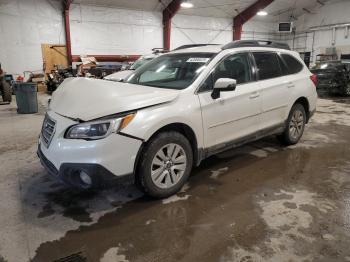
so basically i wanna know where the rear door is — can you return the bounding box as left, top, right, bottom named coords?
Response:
left=252, top=52, right=290, bottom=130
left=279, top=52, right=309, bottom=97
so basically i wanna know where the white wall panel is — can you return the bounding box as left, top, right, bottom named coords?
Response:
left=171, top=14, right=232, bottom=49
left=0, top=0, right=64, bottom=75
left=242, top=20, right=277, bottom=41
left=69, top=4, right=163, bottom=55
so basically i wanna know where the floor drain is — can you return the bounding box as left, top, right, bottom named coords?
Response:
left=53, top=252, right=87, bottom=262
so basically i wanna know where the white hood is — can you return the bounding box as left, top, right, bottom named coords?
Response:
left=104, top=70, right=133, bottom=81
left=50, top=78, right=179, bottom=121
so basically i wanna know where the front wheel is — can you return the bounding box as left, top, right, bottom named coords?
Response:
left=138, top=131, right=193, bottom=198
left=280, top=103, right=306, bottom=145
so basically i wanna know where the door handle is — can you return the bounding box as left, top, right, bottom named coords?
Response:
left=249, top=92, right=260, bottom=99
left=287, top=82, right=295, bottom=88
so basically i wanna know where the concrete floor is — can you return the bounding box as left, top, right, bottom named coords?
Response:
left=1, top=94, right=350, bottom=262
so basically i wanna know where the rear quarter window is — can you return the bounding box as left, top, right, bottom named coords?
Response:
left=281, top=54, right=304, bottom=74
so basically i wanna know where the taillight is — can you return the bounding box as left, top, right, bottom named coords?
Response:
left=310, top=74, right=317, bottom=87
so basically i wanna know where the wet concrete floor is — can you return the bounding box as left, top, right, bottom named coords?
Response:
left=1, top=95, right=350, bottom=262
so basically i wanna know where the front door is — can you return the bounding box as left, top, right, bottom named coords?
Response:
left=198, top=53, right=262, bottom=150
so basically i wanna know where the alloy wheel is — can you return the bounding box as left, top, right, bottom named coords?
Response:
left=289, top=110, right=304, bottom=140
left=151, top=143, right=187, bottom=189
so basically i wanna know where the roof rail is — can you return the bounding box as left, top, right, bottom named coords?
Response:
left=173, top=44, right=220, bottom=51
left=221, top=40, right=291, bottom=50
left=151, top=48, right=168, bottom=54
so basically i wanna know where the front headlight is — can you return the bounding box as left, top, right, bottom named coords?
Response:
left=65, top=113, right=136, bottom=140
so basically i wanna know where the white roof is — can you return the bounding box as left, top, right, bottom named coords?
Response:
left=169, top=44, right=296, bottom=55
left=170, top=45, right=224, bottom=54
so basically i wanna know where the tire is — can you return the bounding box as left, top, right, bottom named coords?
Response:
left=1, top=81, right=12, bottom=103
left=280, top=103, right=306, bottom=145
left=344, top=83, right=350, bottom=96
left=138, top=131, right=193, bottom=198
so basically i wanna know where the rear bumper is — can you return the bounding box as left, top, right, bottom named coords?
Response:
left=37, top=146, right=134, bottom=188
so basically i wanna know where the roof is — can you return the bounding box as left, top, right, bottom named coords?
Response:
left=170, top=45, right=224, bottom=54
left=169, top=41, right=294, bottom=55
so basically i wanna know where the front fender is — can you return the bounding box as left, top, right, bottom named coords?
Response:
left=121, top=94, right=204, bottom=148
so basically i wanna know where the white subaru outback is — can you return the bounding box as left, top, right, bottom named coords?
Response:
left=38, top=40, right=317, bottom=198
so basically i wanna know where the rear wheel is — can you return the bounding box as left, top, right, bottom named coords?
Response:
left=1, top=81, right=12, bottom=102
left=138, top=131, right=193, bottom=198
left=280, top=103, right=306, bottom=145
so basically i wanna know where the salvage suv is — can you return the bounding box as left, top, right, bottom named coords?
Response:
left=38, top=40, right=317, bottom=198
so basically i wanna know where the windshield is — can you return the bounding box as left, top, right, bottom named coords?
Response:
left=130, top=57, right=154, bottom=70
left=125, top=53, right=215, bottom=90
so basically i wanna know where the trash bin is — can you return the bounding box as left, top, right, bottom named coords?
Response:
left=14, top=83, right=38, bottom=114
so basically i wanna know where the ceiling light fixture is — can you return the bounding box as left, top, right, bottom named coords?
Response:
left=257, top=10, right=268, bottom=16
left=180, top=0, right=194, bottom=8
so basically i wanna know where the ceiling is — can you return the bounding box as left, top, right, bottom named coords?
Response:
left=254, top=0, right=337, bottom=22
left=71, top=0, right=171, bottom=11
left=176, top=0, right=256, bottom=18
left=70, top=0, right=337, bottom=21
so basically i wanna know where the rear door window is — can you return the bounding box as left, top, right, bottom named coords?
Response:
left=277, top=55, right=289, bottom=75
left=281, top=54, right=304, bottom=74
left=253, top=52, right=282, bottom=80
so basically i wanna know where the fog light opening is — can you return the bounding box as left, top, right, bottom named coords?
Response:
left=79, top=170, right=92, bottom=187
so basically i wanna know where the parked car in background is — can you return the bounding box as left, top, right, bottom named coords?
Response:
left=311, top=60, right=350, bottom=96
left=38, top=40, right=317, bottom=198
left=104, top=54, right=157, bottom=82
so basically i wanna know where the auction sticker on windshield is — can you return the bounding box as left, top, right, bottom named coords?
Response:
left=186, top=58, right=210, bottom=63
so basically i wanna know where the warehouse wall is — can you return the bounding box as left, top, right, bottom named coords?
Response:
left=171, top=15, right=276, bottom=49
left=171, top=15, right=232, bottom=49
left=242, top=20, right=278, bottom=41
left=0, top=0, right=293, bottom=75
left=69, top=4, right=163, bottom=55
left=0, top=0, right=64, bottom=75
left=276, top=0, right=350, bottom=65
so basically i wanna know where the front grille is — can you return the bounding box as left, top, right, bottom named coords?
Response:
left=41, top=114, right=56, bottom=147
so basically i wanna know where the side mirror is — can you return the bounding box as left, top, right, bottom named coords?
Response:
left=211, top=78, right=237, bottom=99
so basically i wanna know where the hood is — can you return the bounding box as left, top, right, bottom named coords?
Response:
left=103, top=70, right=133, bottom=81
left=50, top=78, right=180, bottom=121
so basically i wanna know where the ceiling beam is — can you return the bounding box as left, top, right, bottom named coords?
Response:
left=233, top=0, right=274, bottom=40
left=63, top=0, right=72, bottom=10
left=162, top=0, right=181, bottom=50
left=302, top=8, right=312, bottom=14
left=316, top=0, right=325, bottom=6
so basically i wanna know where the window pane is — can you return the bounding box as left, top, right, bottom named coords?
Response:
left=200, top=73, right=214, bottom=92
left=213, top=53, right=251, bottom=85
left=278, top=55, right=289, bottom=75
left=126, top=53, right=214, bottom=90
left=199, top=53, right=252, bottom=92
left=253, top=52, right=282, bottom=80
left=281, top=54, right=304, bottom=74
